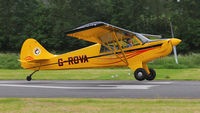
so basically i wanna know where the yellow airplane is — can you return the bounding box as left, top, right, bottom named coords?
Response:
left=20, top=22, right=181, bottom=81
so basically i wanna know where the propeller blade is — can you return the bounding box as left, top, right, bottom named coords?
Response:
left=170, top=21, right=179, bottom=64
left=173, top=46, right=178, bottom=64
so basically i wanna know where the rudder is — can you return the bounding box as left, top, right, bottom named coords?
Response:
left=20, top=38, right=54, bottom=69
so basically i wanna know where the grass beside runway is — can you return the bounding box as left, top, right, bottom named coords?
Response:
left=0, top=68, right=200, bottom=80
left=0, top=98, right=200, bottom=113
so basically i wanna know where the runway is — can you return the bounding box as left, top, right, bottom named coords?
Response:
left=0, top=80, right=200, bottom=98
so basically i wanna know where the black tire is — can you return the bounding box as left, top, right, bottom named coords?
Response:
left=134, top=68, right=148, bottom=81
left=146, top=68, right=156, bottom=81
left=26, top=76, right=32, bottom=81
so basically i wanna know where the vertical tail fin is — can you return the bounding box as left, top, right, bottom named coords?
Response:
left=20, top=38, right=54, bottom=69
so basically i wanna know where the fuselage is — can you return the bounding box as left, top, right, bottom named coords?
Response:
left=23, top=38, right=179, bottom=70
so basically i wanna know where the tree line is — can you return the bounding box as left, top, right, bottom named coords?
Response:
left=0, top=0, right=199, bottom=54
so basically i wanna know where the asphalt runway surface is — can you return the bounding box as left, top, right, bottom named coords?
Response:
left=0, top=80, right=200, bottom=98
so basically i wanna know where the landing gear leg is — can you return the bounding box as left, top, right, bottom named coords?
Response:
left=146, top=68, right=156, bottom=81
left=143, top=63, right=156, bottom=81
left=26, top=70, right=39, bottom=81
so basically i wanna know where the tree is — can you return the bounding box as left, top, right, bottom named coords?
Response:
left=0, top=0, right=40, bottom=52
left=0, top=0, right=199, bottom=53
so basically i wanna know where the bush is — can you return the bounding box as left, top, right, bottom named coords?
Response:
left=0, top=53, right=21, bottom=69
left=148, top=53, right=200, bottom=69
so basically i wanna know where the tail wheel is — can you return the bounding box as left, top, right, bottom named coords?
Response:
left=146, top=68, right=156, bottom=81
left=26, top=70, right=38, bottom=81
left=26, top=76, right=32, bottom=81
left=134, top=68, right=147, bottom=81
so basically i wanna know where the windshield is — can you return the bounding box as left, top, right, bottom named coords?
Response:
left=135, top=33, right=150, bottom=44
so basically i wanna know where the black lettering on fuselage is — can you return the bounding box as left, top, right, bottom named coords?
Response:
left=68, top=57, right=74, bottom=65
left=74, top=56, right=79, bottom=64
left=59, top=55, right=88, bottom=66
left=58, top=58, right=63, bottom=66
left=69, top=55, right=88, bottom=65
left=84, top=55, right=88, bottom=63
left=79, top=55, right=84, bottom=63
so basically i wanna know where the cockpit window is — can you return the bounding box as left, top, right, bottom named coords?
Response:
left=100, top=45, right=110, bottom=53
left=125, top=37, right=140, bottom=48
left=100, top=42, right=120, bottom=53
left=135, top=33, right=150, bottom=44
left=100, top=36, right=141, bottom=53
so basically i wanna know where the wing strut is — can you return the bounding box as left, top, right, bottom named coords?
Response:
left=112, top=32, right=129, bottom=65
left=100, top=41, right=128, bottom=65
left=98, top=32, right=129, bottom=66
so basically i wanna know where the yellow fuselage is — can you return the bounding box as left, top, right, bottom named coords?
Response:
left=21, top=38, right=180, bottom=73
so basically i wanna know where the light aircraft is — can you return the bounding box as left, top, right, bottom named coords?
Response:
left=20, top=21, right=181, bottom=81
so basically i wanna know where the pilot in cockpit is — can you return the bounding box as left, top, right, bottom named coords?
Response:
left=127, top=38, right=133, bottom=47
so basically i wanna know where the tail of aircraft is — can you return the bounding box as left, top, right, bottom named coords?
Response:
left=20, top=38, right=54, bottom=69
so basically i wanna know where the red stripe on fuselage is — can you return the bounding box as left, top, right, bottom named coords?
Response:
left=92, top=47, right=158, bottom=65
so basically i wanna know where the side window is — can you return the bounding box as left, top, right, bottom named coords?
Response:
left=132, top=37, right=140, bottom=45
left=125, top=37, right=140, bottom=48
left=100, top=45, right=110, bottom=53
left=100, top=36, right=141, bottom=53
left=100, top=42, right=120, bottom=53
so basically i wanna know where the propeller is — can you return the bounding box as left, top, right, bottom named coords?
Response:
left=170, top=21, right=179, bottom=64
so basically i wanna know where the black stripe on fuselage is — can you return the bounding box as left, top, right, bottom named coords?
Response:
left=25, top=43, right=162, bottom=69
left=88, top=43, right=162, bottom=59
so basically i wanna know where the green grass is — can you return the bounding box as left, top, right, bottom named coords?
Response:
left=0, top=68, right=200, bottom=80
left=0, top=98, right=200, bottom=113
left=0, top=53, right=200, bottom=69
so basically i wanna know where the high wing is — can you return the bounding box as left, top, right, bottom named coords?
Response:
left=65, top=21, right=161, bottom=44
left=65, top=22, right=162, bottom=65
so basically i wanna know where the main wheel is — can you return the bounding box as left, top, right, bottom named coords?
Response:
left=134, top=68, right=148, bottom=81
left=26, top=76, right=32, bottom=81
left=146, top=68, right=156, bottom=81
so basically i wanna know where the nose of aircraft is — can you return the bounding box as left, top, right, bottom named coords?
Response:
left=170, top=38, right=182, bottom=46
